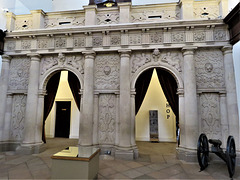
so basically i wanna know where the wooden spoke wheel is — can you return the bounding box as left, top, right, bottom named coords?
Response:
left=226, top=136, right=236, bottom=178
left=197, top=133, right=209, bottom=171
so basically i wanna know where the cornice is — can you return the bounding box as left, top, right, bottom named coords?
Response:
left=5, top=19, right=225, bottom=38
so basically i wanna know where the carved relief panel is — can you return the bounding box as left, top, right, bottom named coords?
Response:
left=15, top=18, right=33, bottom=30
left=98, top=94, right=116, bottom=145
left=200, top=93, right=221, bottom=140
left=10, top=95, right=27, bottom=141
left=195, top=49, right=225, bottom=88
left=193, top=6, right=219, bottom=19
left=131, top=50, right=183, bottom=74
left=131, top=8, right=180, bottom=23
left=97, top=13, right=119, bottom=25
left=44, top=16, right=85, bottom=28
left=41, top=53, right=84, bottom=75
left=95, top=54, right=120, bottom=90
left=8, top=57, right=31, bottom=90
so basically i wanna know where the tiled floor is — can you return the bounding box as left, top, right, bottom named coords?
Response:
left=0, top=138, right=239, bottom=179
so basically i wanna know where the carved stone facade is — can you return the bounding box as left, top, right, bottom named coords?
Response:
left=95, top=54, right=120, bottom=90
left=200, top=93, right=221, bottom=140
left=131, top=50, right=183, bottom=74
left=10, top=95, right=27, bottom=141
left=0, top=1, right=239, bottom=162
left=8, top=58, right=31, bottom=90
left=195, top=49, right=225, bottom=88
left=98, top=94, right=116, bottom=144
left=41, top=54, right=84, bottom=75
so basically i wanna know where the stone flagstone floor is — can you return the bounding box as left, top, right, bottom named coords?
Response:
left=0, top=138, right=240, bottom=179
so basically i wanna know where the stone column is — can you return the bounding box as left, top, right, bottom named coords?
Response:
left=35, top=91, right=46, bottom=144
left=177, top=89, right=185, bottom=147
left=22, top=54, right=41, bottom=145
left=0, top=55, right=11, bottom=141
left=222, top=46, right=239, bottom=149
left=3, top=94, right=13, bottom=141
left=79, top=51, right=95, bottom=146
left=115, top=94, right=120, bottom=146
left=182, top=47, right=198, bottom=149
left=220, top=93, right=228, bottom=148
left=130, top=91, right=136, bottom=147
left=118, top=49, right=131, bottom=149
left=93, top=93, right=99, bottom=145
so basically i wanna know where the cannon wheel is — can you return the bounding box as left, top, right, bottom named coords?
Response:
left=226, top=136, right=236, bottom=178
left=197, top=133, right=209, bottom=171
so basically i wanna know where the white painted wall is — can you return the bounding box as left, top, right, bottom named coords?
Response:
left=136, top=69, right=176, bottom=142
left=45, top=71, right=80, bottom=139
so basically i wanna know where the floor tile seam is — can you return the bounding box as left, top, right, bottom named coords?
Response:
left=24, top=161, right=35, bottom=179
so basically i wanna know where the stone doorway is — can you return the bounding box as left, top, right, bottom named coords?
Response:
left=134, top=67, right=179, bottom=144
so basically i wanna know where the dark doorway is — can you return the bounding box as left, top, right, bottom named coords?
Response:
left=55, top=101, right=71, bottom=138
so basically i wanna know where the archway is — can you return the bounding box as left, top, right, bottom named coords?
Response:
left=42, top=70, right=81, bottom=143
left=134, top=67, right=179, bottom=143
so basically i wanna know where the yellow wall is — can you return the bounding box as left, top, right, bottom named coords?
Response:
left=135, top=69, right=176, bottom=142
left=45, top=71, right=80, bottom=139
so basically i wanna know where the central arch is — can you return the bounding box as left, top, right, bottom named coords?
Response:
left=131, top=65, right=183, bottom=147
left=39, top=67, right=83, bottom=143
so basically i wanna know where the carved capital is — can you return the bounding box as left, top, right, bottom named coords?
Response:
left=82, top=50, right=96, bottom=59
left=27, top=53, right=41, bottom=61
left=221, top=45, right=233, bottom=55
left=1, top=55, right=12, bottom=63
left=182, top=46, right=197, bottom=56
left=118, top=49, right=131, bottom=58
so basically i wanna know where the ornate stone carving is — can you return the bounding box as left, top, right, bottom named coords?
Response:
left=41, top=54, right=84, bottom=75
left=93, top=36, right=103, bottom=47
left=11, top=95, right=27, bottom=141
left=97, top=13, right=119, bottom=25
left=131, top=12, right=147, bottom=23
left=37, top=39, right=48, bottom=49
left=131, top=53, right=151, bottom=73
left=150, top=32, right=163, bottom=44
left=66, top=55, right=84, bottom=74
left=95, top=54, right=120, bottom=89
left=41, top=56, right=58, bottom=75
left=161, top=51, right=182, bottom=72
left=214, top=30, right=226, bottom=41
left=129, top=34, right=142, bottom=45
left=73, top=37, right=85, bottom=47
left=193, top=32, right=205, bottom=41
left=200, top=93, right=221, bottom=139
left=15, top=19, right=33, bottom=30
left=131, top=8, right=180, bottom=23
left=44, top=16, right=85, bottom=28
left=152, top=48, right=160, bottom=62
left=195, top=49, right=225, bottom=88
left=194, top=6, right=219, bottom=19
left=21, top=40, right=31, bottom=50
left=171, top=32, right=184, bottom=43
left=8, top=58, right=31, bottom=90
left=98, top=94, right=116, bottom=144
left=58, top=52, right=66, bottom=66
left=110, top=35, right=121, bottom=46
left=6, top=41, right=16, bottom=51
left=55, top=37, right=66, bottom=48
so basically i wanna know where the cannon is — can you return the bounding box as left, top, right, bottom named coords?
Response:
left=197, top=133, right=236, bottom=178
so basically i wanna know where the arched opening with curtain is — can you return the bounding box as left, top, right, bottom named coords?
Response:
left=135, top=67, right=179, bottom=143
left=42, top=70, right=81, bottom=143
